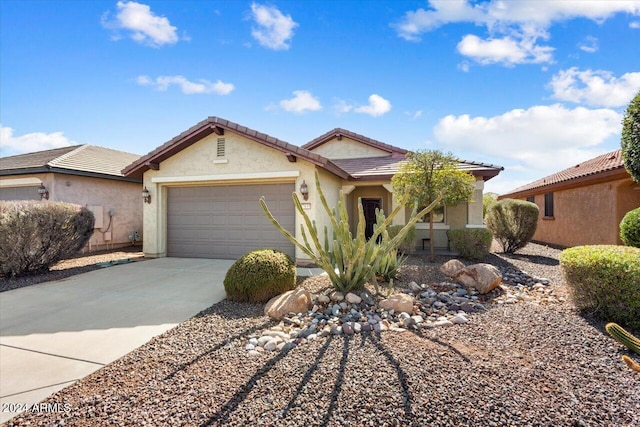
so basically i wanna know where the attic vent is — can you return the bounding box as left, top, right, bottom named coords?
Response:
left=216, top=138, right=225, bottom=157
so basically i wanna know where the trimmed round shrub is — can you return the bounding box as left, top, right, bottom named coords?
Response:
left=0, top=201, right=95, bottom=277
left=224, top=249, right=296, bottom=303
left=560, top=245, right=640, bottom=330
left=486, top=199, right=539, bottom=253
left=448, top=228, right=493, bottom=260
left=620, top=207, right=640, bottom=248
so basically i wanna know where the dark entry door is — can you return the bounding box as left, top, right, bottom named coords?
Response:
left=361, top=198, right=382, bottom=240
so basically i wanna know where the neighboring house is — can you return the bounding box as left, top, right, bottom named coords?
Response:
left=123, top=117, right=503, bottom=261
left=499, top=149, right=640, bottom=247
left=0, top=145, right=143, bottom=251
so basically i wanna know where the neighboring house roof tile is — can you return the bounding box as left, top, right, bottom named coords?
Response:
left=302, top=128, right=408, bottom=155
left=122, top=117, right=350, bottom=180
left=334, top=156, right=503, bottom=180
left=501, top=149, right=626, bottom=197
left=0, top=145, right=141, bottom=181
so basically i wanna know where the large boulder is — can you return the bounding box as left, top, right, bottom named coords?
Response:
left=265, top=288, right=312, bottom=320
left=454, top=263, right=502, bottom=294
left=440, top=259, right=466, bottom=277
left=379, top=294, right=414, bottom=314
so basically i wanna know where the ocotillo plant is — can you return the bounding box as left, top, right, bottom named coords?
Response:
left=260, top=170, right=441, bottom=293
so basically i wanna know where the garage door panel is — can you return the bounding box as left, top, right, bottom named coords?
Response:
left=167, top=184, right=295, bottom=259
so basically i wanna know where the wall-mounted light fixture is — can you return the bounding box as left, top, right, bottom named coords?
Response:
left=37, top=183, right=49, bottom=200
left=142, top=186, right=151, bottom=204
left=300, top=180, right=309, bottom=201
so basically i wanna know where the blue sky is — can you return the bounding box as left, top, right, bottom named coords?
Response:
left=1, top=0, right=639, bottom=194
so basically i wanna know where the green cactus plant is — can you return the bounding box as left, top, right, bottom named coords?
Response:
left=260, top=170, right=441, bottom=294
left=605, top=322, right=640, bottom=355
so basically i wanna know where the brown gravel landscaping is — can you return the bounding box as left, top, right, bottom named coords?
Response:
left=5, top=242, right=640, bottom=426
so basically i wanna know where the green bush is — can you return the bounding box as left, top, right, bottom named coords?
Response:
left=486, top=199, right=539, bottom=253
left=0, top=201, right=95, bottom=277
left=223, top=249, right=296, bottom=303
left=387, top=224, right=416, bottom=253
left=448, top=228, right=493, bottom=260
left=560, top=245, right=640, bottom=330
left=620, top=207, right=640, bottom=248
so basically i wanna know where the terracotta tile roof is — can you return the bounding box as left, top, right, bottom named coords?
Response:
left=0, top=145, right=141, bottom=180
left=302, top=128, right=408, bottom=155
left=502, top=149, right=625, bottom=196
left=122, top=117, right=350, bottom=180
left=333, top=156, right=503, bottom=180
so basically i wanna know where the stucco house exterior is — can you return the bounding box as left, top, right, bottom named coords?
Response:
left=0, top=145, right=143, bottom=251
left=123, top=117, right=503, bottom=262
left=499, top=149, right=640, bottom=247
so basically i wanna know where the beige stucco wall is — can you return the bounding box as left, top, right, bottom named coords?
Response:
left=0, top=172, right=142, bottom=251
left=142, top=131, right=319, bottom=259
left=520, top=177, right=640, bottom=247
left=308, top=136, right=389, bottom=159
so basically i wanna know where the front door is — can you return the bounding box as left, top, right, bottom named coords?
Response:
left=361, top=198, right=382, bottom=240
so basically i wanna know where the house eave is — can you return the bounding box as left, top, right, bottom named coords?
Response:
left=0, top=167, right=142, bottom=183
left=499, top=167, right=629, bottom=199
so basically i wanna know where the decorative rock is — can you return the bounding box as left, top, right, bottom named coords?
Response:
left=264, top=340, right=278, bottom=351
left=353, top=322, right=362, bottom=333
left=342, top=322, right=354, bottom=335
left=265, top=288, right=312, bottom=320
left=379, top=294, right=414, bottom=314
left=440, top=259, right=466, bottom=277
left=345, top=292, right=362, bottom=304
left=360, top=290, right=375, bottom=306
left=330, top=291, right=344, bottom=302
left=245, top=343, right=255, bottom=351
left=454, top=263, right=502, bottom=294
left=248, top=350, right=261, bottom=357
left=331, top=304, right=341, bottom=316
left=317, top=294, right=330, bottom=304
left=330, top=325, right=343, bottom=335
left=408, top=281, right=422, bottom=292
left=452, top=314, right=469, bottom=324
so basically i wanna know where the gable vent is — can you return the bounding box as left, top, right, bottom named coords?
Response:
left=217, top=138, right=226, bottom=157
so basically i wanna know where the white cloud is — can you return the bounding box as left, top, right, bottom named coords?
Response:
left=631, top=21, right=640, bottom=29
left=354, top=94, right=392, bottom=117
left=548, top=68, right=640, bottom=107
left=102, top=1, right=179, bottom=48
left=250, top=3, right=298, bottom=50
left=394, top=0, right=640, bottom=66
left=457, top=33, right=553, bottom=66
left=137, top=75, right=234, bottom=95
left=279, top=90, right=322, bottom=113
left=333, top=99, right=354, bottom=114
left=0, top=125, right=76, bottom=156
left=434, top=104, right=622, bottom=183
left=578, top=35, right=598, bottom=53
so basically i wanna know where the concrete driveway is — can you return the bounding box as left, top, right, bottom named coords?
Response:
left=0, top=258, right=233, bottom=423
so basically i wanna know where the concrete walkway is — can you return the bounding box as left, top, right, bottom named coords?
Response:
left=0, top=258, right=234, bottom=423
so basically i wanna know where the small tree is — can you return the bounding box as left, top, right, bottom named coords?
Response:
left=486, top=199, right=539, bottom=253
left=391, top=150, right=476, bottom=261
left=622, top=90, right=640, bottom=183
left=483, top=192, right=498, bottom=219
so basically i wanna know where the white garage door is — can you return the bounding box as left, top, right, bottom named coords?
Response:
left=166, top=183, right=295, bottom=259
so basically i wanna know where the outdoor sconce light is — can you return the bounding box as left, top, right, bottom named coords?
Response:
left=142, top=186, right=151, bottom=204
left=37, top=183, right=49, bottom=200
left=300, top=180, right=309, bottom=201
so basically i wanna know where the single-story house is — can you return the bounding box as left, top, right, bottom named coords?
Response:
left=499, top=149, right=640, bottom=247
left=123, top=117, right=503, bottom=262
left=0, top=145, right=143, bottom=251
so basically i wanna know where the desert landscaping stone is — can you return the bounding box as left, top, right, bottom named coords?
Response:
left=264, top=288, right=312, bottom=320
left=454, top=263, right=503, bottom=294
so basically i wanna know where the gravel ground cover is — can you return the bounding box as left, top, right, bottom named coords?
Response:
left=5, top=242, right=640, bottom=426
